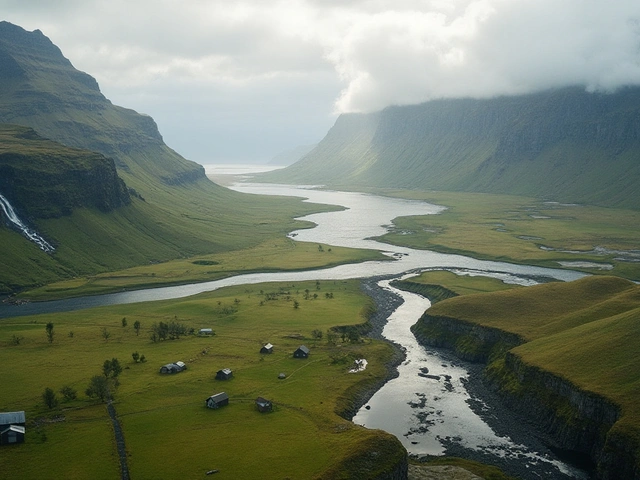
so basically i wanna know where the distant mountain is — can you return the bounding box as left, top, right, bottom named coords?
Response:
left=261, top=87, right=640, bottom=210
left=268, top=143, right=317, bottom=166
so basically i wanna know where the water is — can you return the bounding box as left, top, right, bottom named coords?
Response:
left=0, top=179, right=588, bottom=477
left=0, top=193, right=55, bottom=252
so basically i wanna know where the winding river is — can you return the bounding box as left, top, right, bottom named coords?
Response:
left=1, top=180, right=589, bottom=478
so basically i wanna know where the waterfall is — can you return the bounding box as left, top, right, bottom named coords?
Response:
left=0, top=193, right=55, bottom=253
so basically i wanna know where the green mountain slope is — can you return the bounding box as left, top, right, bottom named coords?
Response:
left=263, top=87, right=640, bottom=209
left=0, top=22, right=330, bottom=294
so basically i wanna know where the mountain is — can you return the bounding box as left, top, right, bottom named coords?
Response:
left=268, top=143, right=317, bottom=166
left=261, top=87, right=640, bottom=210
left=0, top=22, right=319, bottom=294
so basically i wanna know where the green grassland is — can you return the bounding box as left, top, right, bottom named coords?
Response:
left=424, top=275, right=640, bottom=453
left=20, top=237, right=387, bottom=301
left=369, top=189, right=640, bottom=280
left=0, top=280, right=404, bottom=479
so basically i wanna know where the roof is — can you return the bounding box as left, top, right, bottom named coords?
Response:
left=255, top=397, right=271, bottom=406
left=208, top=392, right=229, bottom=402
left=1, top=425, right=25, bottom=434
left=175, top=361, right=186, bottom=368
left=296, top=345, right=310, bottom=354
left=199, top=328, right=213, bottom=332
left=0, top=411, right=25, bottom=425
left=218, top=368, right=232, bottom=375
left=262, top=343, right=273, bottom=349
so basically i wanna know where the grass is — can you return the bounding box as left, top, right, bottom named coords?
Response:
left=367, top=189, right=640, bottom=281
left=0, top=279, right=404, bottom=479
left=422, top=275, right=640, bottom=458
left=20, top=237, right=387, bottom=301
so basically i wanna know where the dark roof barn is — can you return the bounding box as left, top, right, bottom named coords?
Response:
left=206, top=392, right=229, bottom=409
left=293, top=345, right=310, bottom=358
left=255, top=397, right=273, bottom=413
left=215, top=368, right=233, bottom=380
left=260, top=343, right=273, bottom=354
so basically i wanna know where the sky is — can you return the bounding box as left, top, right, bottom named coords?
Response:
left=3, top=0, right=640, bottom=164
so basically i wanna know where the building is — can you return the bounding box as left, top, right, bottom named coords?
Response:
left=293, top=345, right=310, bottom=359
left=260, top=343, right=273, bottom=354
left=255, top=397, right=273, bottom=413
left=199, top=328, right=214, bottom=335
left=0, top=411, right=25, bottom=446
left=159, top=361, right=186, bottom=374
left=215, top=368, right=233, bottom=380
left=206, top=392, right=229, bottom=409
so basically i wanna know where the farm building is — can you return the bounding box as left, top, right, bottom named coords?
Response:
left=260, top=343, right=273, bottom=354
left=199, top=328, right=213, bottom=335
left=206, top=392, right=229, bottom=409
left=216, top=368, right=233, bottom=380
left=0, top=412, right=25, bottom=446
left=293, top=345, right=310, bottom=359
left=255, top=397, right=273, bottom=413
left=159, top=361, right=186, bottom=374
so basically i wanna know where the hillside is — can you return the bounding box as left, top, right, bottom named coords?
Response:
left=0, top=22, right=336, bottom=294
left=261, top=87, right=640, bottom=210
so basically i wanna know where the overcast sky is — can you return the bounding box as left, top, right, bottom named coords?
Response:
left=4, top=0, right=640, bottom=164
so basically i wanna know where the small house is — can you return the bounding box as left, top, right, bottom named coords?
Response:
left=206, top=392, right=229, bottom=409
left=160, top=361, right=186, bottom=374
left=260, top=343, right=274, bottom=354
left=293, top=345, right=310, bottom=359
left=199, top=328, right=213, bottom=335
left=215, top=368, right=233, bottom=380
left=255, top=397, right=273, bottom=413
left=0, top=412, right=25, bottom=446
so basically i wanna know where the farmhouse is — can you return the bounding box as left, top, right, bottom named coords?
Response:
left=206, top=392, right=229, bottom=409
left=159, top=361, right=186, bottom=374
left=260, top=343, right=273, bottom=354
left=0, top=411, right=25, bottom=446
left=255, top=397, right=273, bottom=413
left=293, top=345, right=310, bottom=359
left=215, top=368, right=233, bottom=380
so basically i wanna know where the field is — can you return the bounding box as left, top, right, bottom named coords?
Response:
left=370, top=189, right=640, bottom=281
left=0, top=280, right=405, bottom=479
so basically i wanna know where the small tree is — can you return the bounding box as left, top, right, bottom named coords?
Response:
left=10, top=334, right=24, bottom=345
left=293, top=300, right=300, bottom=309
left=139, top=354, right=146, bottom=363
left=101, top=327, right=111, bottom=342
left=133, top=320, right=141, bottom=336
left=121, top=317, right=127, bottom=328
left=103, top=358, right=122, bottom=378
left=326, top=330, right=338, bottom=346
left=86, top=375, right=110, bottom=402
left=60, top=385, right=77, bottom=401
left=312, top=329, right=323, bottom=341
left=132, top=351, right=140, bottom=363
left=42, top=387, right=58, bottom=409
left=45, top=322, right=54, bottom=344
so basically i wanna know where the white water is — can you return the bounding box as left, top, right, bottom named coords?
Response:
left=0, top=193, right=55, bottom=252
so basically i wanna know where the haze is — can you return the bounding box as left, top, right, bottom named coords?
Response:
left=3, top=0, right=640, bottom=163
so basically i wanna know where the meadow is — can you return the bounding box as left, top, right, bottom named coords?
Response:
left=370, top=189, right=640, bottom=281
left=0, top=280, right=405, bottom=479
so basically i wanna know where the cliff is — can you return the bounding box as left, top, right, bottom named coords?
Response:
left=408, top=276, right=640, bottom=479
left=262, top=87, right=640, bottom=210
left=0, top=124, right=130, bottom=218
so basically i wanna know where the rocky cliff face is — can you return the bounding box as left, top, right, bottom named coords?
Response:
left=0, top=125, right=130, bottom=219
left=411, top=313, right=639, bottom=480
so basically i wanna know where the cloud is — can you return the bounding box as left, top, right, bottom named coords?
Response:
left=2, top=0, right=640, bottom=160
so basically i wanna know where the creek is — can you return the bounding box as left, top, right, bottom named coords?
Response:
left=1, top=179, right=589, bottom=478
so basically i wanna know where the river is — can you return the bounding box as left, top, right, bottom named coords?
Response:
left=1, top=179, right=588, bottom=478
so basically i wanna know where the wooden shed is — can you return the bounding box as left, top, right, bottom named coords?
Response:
left=293, top=345, right=310, bottom=359
left=260, top=343, right=273, bottom=354
left=0, top=412, right=25, bottom=446
left=255, top=397, right=273, bottom=413
left=216, top=368, right=233, bottom=380
left=159, top=361, right=186, bottom=374
left=206, top=392, right=229, bottom=409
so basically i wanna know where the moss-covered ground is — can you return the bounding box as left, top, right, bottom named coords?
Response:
left=0, top=280, right=404, bottom=479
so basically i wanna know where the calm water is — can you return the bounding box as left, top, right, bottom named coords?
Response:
left=1, top=179, right=587, bottom=477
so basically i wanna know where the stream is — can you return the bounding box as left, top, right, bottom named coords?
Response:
left=1, top=179, right=589, bottom=478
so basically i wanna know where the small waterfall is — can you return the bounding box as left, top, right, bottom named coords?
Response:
left=0, top=193, right=55, bottom=253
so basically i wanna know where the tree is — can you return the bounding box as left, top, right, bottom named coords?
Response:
left=326, top=330, right=338, bottom=346
left=60, top=385, right=77, bottom=401
left=42, top=387, right=58, bottom=409
left=103, top=358, right=122, bottom=378
left=86, top=375, right=110, bottom=402
left=312, top=329, right=323, bottom=341
left=121, top=317, right=127, bottom=327
left=10, top=334, right=24, bottom=345
left=139, top=354, right=146, bottom=363
left=133, top=320, right=141, bottom=336
left=101, top=327, right=111, bottom=342
left=293, top=300, right=300, bottom=309
left=132, top=351, right=140, bottom=363
left=45, top=322, right=54, bottom=343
